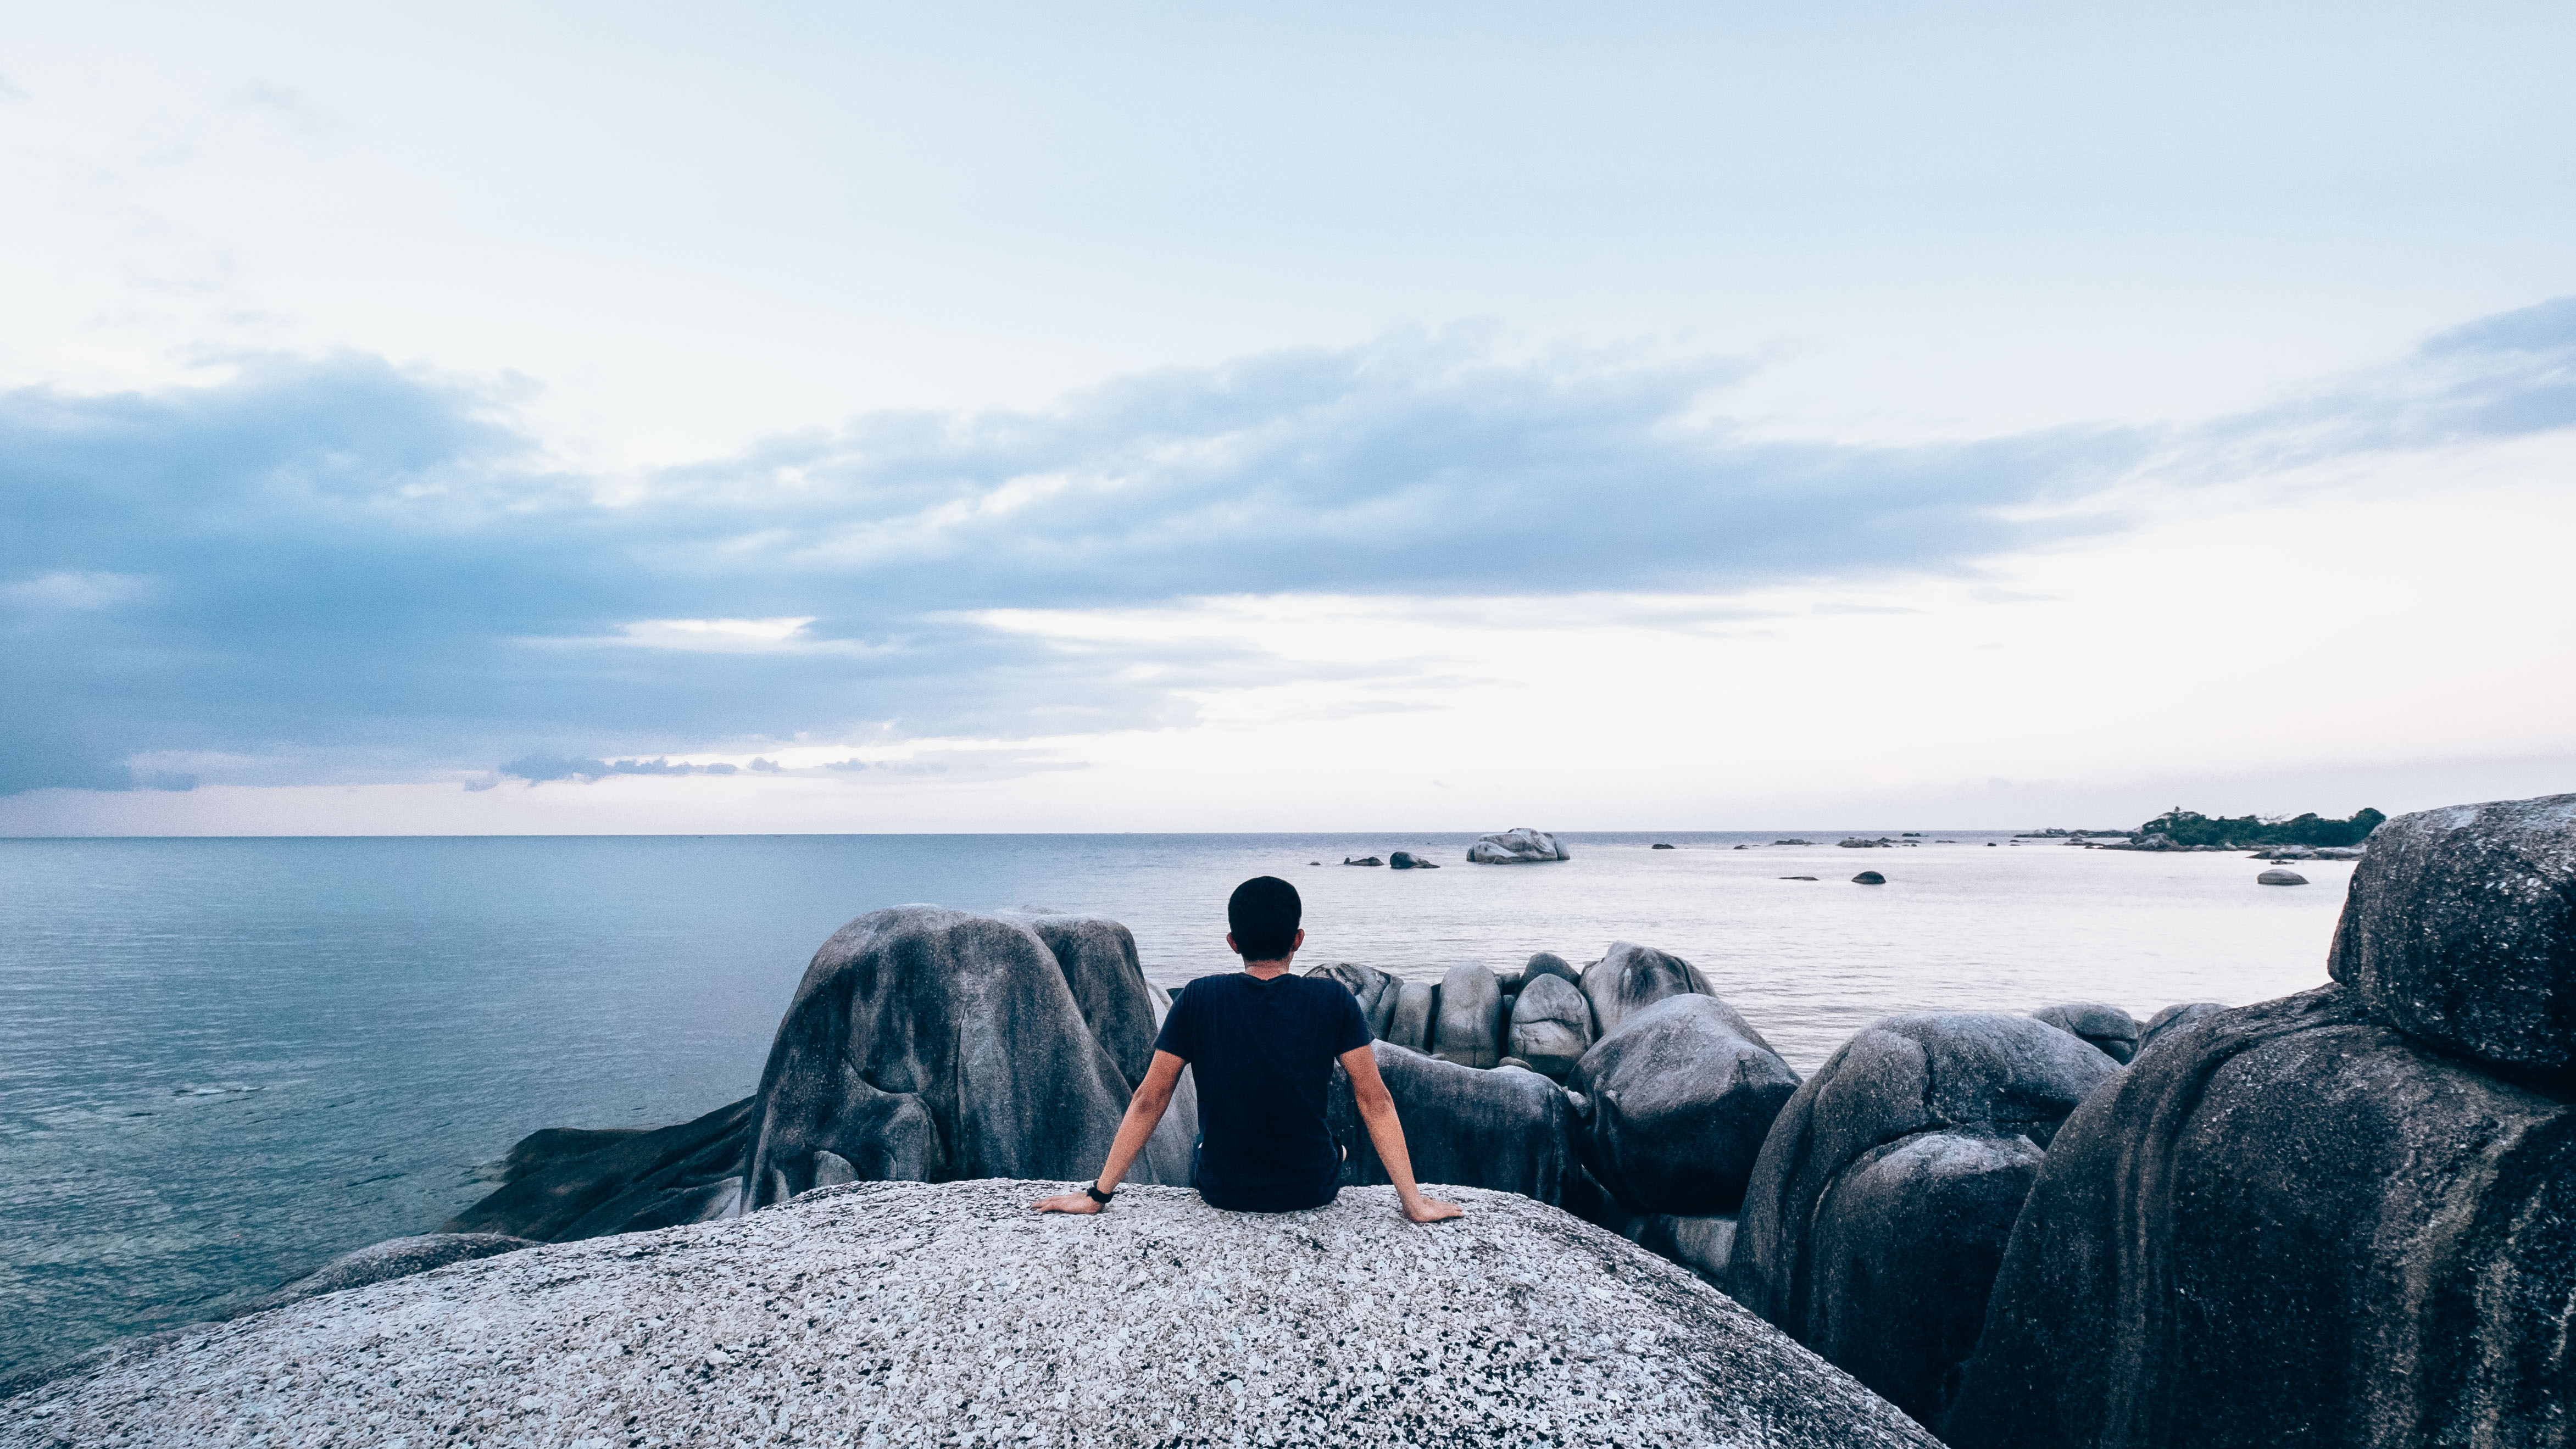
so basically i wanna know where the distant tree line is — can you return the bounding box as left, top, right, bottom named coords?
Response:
left=2133, top=807, right=2388, bottom=848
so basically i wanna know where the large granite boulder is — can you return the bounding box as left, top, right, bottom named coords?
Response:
left=1727, top=1013, right=2121, bottom=1428
left=5, top=1182, right=1940, bottom=1448
left=2327, top=792, right=2576, bottom=1071
left=1329, top=1044, right=1585, bottom=1207
left=1583, top=940, right=1716, bottom=1040
left=2030, top=1002, right=2141, bottom=1064
left=1384, top=978, right=1439, bottom=1054
left=238, top=1234, right=535, bottom=1315
left=1468, top=828, right=1572, bottom=863
left=1307, top=960, right=1404, bottom=1038
left=1507, top=972, right=1596, bottom=1077
left=1015, top=913, right=1162, bottom=1088
left=1431, top=961, right=1505, bottom=1069
left=1943, top=986, right=2576, bottom=1449
left=1525, top=950, right=1587, bottom=993
left=744, top=906, right=1198, bottom=1208
left=1570, top=994, right=1800, bottom=1214
left=444, top=1095, right=755, bottom=1241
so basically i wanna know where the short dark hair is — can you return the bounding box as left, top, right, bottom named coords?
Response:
left=1228, top=876, right=1302, bottom=961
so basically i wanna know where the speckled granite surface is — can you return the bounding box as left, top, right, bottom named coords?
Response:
left=4, top=1181, right=1934, bottom=1448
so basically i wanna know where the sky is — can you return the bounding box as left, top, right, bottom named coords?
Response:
left=3, top=2, right=2572, bottom=834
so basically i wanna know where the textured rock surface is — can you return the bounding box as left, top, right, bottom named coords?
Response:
left=1945, top=986, right=2576, bottom=1449
left=1468, top=827, right=1572, bottom=863
left=1431, top=961, right=1504, bottom=1069
left=1728, top=1013, right=2120, bottom=1429
left=1507, top=972, right=1596, bottom=1078
left=238, top=1234, right=536, bottom=1316
left=1582, top=941, right=1716, bottom=1041
left=446, top=1095, right=755, bottom=1241
left=2137, top=1000, right=2224, bottom=1057
left=2328, top=792, right=2576, bottom=1070
left=1331, top=1044, right=1588, bottom=1208
left=1384, top=978, right=1439, bottom=1054
left=1308, top=960, right=1404, bottom=1039
left=5, top=1182, right=1938, bottom=1449
left=1016, top=913, right=1162, bottom=1089
left=1524, top=950, right=1586, bottom=993
left=1635, top=1213, right=1737, bottom=1286
left=1570, top=994, right=1798, bottom=1214
left=743, top=906, right=1195, bottom=1211
left=2030, top=1002, right=2141, bottom=1065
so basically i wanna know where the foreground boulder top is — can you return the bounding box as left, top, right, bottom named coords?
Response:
left=7, top=1182, right=1935, bottom=1449
left=2328, top=792, right=2576, bottom=1070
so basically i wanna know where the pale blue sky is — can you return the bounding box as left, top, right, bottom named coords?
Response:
left=3, top=3, right=2572, bottom=831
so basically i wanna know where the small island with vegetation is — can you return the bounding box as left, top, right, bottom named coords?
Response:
left=2080, top=805, right=2388, bottom=856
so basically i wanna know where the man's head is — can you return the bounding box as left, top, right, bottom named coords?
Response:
left=1227, top=876, right=1303, bottom=963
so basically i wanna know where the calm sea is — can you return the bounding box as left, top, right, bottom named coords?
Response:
left=0, top=832, right=2352, bottom=1376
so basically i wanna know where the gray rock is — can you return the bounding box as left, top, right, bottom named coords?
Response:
left=1524, top=950, right=1585, bottom=993
left=1307, top=960, right=1404, bottom=1039
left=1016, top=913, right=1161, bottom=1089
left=8, top=1182, right=1939, bottom=1448
left=1582, top=940, right=1716, bottom=1041
left=1431, top=961, right=1505, bottom=1069
left=446, top=1095, right=756, bottom=1241
left=1636, top=1213, right=1738, bottom=1285
left=2327, top=792, right=2576, bottom=1071
left=1329, top=1044, right=1582, bottom=1208
left=1944, top=986, right=2576, bottom=1449
left=743, top=906, right=1192, bottom=1211
left=1507, top=972, right=1597, bottom=1078
left=1727, top=1013, right=2121, bottom=1428
left=1343, top=855, right=1384, bottom=866
left=1388, top=850, right=1440, bottom=869
left=1570, top=994, right=1798, bottom=1214
left=2030, top=1001, right=2141, bottom=1065
left=1652, top=842, right=1677, bottom=849
left=1467, top=827, right=1572, bottom=863
left=2137, top=1000, right=2224, bottom=1057
left=1852, top=870, right=1886, bottom=884
left=2257, top=866, right=2308, bottom=885
left=1384, top=978, right=1439, bottom=1054
left=240, top=1234, right=535, bottom=1314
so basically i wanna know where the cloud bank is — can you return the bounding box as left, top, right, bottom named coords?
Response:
left=4, top=306, right=2572, bottom=797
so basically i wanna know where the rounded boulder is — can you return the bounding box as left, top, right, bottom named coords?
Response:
left=1569, top=994, right=1799, bottom=1215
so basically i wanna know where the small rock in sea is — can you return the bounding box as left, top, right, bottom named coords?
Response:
left=1851, top=871, right=1885, bottom=885
left=2257, top=867, right=2307, bottom=886
left=1388, top=850, right=1440, bottom=870
left=1774, top=839, right=1814, bottom=846
left=1343, top=855, right=1384, bottom=867
left=1734, top=844, right=1750, bottom=850
left=1309, top=861, right=1321, bottom=866
left=1781, top=875, right=1820, bottom=881
left=1651, top=843, right=1676, bottom=849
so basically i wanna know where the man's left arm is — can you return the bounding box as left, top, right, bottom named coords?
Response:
left=1032, top=1050, right=1186, bottom=1213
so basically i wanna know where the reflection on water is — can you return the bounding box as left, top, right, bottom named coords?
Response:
left=0, top=833, right=2348, bottom=1373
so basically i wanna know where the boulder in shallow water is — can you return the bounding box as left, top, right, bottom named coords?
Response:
left=1343, top=855, right=1383, bottom=866
left=1583, top=940, right=1716, bottom=1041
left=1571, top=994, right=1799, bottom=1215
left=742, top=905, right=1195, bottom=1211
left=1384, top=978, right=1439, bottom=1054
left=14, top=1182, right=1940, bottom=1448
left=241, top=1234, right=535, bottom=1314
left=446, top=1096, right=755, bottom=1241
left=1727, top=1012, right=2121, bottom=1429
left=1944, top=985, right=2576, bottom=1449
left=1852, top=871, right=1886, bottom=885
left=1431, top=961, right=1504, bottom=1069
left=1387, top=850, right=1439, bottom=869
left=2030, top=1001, right=2141, bottom=1065
left=2257, top=866, right=2308, bottom=885
left=2327, top=792, right=2576, bottom=1071
left=1507, top=972, right=1596, bottom=1078
left=1467, top=827, right=1571, bottom=863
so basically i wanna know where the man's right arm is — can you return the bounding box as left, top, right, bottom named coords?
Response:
left=1339, top=1045, right=1464, bottom=1223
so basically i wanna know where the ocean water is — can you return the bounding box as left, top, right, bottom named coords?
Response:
left=0, top=832, right=2354, bottom=1376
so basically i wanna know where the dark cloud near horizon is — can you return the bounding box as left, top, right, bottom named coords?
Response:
left=5, top=309, right=2570, bottom=795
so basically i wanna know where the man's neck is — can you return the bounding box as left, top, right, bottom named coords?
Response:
left=1240, top=957, right=1294, bottom=981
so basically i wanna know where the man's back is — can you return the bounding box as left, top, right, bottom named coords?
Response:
left=1156, top=971, right=1370, bottom=1211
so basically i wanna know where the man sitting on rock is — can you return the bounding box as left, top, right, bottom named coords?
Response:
left=1035, top=876, right=1463, bottom=1223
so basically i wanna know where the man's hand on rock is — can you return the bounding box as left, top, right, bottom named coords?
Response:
left=1402, top=1194, right=1464, bottom=1224
left=1031, top=1189, right=1103, bottom=1214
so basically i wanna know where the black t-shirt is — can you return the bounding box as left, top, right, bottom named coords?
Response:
left=1153, top=972, right=1373, bottom=1212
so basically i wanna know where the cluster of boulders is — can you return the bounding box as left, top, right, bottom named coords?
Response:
left=1469, top=827, right=1571, bottom=863
left=81, top=792, right=2574, bottom=1448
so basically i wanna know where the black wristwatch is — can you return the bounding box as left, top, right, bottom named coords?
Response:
left=1084, top=1180, right=1115, bottom=1206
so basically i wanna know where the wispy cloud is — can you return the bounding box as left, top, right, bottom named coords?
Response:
left=4, top=307, right=2571, bottom=796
